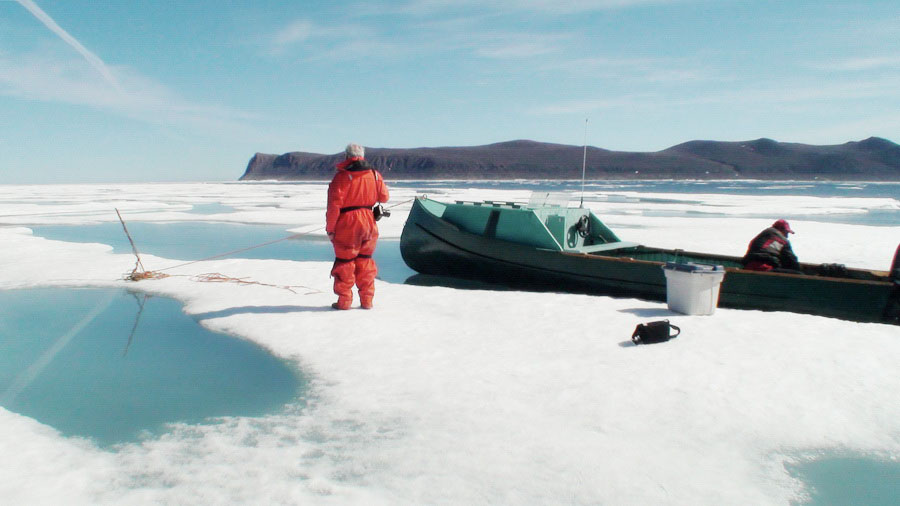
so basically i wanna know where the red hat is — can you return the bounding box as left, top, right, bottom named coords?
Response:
left=773, top=219, right=794, bottom=234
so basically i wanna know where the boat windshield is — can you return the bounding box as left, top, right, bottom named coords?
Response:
left=526, top=191, right=570, bottom=209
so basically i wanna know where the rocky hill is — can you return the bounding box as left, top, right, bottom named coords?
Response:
left=239, top=137, right=900, bottom=181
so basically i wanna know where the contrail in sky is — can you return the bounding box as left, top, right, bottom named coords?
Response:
left=14, top=0, right=121, bottom=89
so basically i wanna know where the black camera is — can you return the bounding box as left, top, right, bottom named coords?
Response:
left=373, top=204, right=391, bottom=221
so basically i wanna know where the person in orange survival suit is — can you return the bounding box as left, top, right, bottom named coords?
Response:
left=326, top=143, right=390, bottom=310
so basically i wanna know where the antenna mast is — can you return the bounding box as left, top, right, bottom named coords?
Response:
left=580, top=118, right=588, bottom=208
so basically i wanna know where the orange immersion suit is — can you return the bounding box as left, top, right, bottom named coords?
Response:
left=326, top=158, right=390, bottom=309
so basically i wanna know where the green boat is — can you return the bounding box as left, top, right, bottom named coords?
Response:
left=400, top=196, right=900, bottom=324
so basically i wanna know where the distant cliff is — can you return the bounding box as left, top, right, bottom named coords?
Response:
left=239, top=137, right=900, bottom=181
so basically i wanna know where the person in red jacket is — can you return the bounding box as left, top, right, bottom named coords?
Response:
left=326, top=143, right=390, bottom=310
left=741, top=219, right=800, bottom=272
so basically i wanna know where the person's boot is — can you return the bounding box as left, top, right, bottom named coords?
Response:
left=360, top=297, right=373, bottom=310
left=331, top=296, right=352, bottom=310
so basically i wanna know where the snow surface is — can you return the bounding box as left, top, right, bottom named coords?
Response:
left=1, top=182, right=899, bottom=505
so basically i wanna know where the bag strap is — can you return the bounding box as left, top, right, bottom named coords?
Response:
left=369, top=169, right=380, bottom=208
left=669, top=324, right=681, bottom=338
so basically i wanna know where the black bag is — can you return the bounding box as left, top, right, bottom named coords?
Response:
left=631, top=320, right=681, bottom=345
left=817, top=263, right=848, bottom=277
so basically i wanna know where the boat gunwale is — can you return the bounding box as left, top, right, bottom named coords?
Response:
left=558, top=250, right=893, bottom=286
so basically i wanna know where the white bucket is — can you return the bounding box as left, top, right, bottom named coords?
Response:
left=662, top=262, right=726, bottom=315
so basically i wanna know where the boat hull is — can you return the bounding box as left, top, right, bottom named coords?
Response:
left=400, top=198, right=899, bottom=324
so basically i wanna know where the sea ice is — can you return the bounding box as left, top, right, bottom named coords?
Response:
left=0, top=182, right=898, bottom=505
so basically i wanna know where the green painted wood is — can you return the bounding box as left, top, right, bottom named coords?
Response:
left=441, top=201, right=562, bottom=250
left=495, top=208, right=561, bottom=250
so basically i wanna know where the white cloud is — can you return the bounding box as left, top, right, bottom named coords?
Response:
left=826, top=56, right=900, bottom=71
left=268, top=14, right=566, bottom=62
left=272, top=19, right=317, bottom=46
left=530, top=76, right=900, bottom=116
left=542, top=56, right=711, bottom=82
left=501, top=0, right=684, bottom=13
left=529, top=95, right=648, bottom=115
left=267, top=18, right=392, bottom=60
left=270, top=19, right=368, bottom=50
left=394, top=0, right=687, bottom=15
left=307, top=38, right=411, bottom=62
left=471, top=32, right=570, bottom=59
left=476, top=41, right=556, bottom=58
left=0, top=50, right=260, bottom=134
left=269, top=1, right=690, bottom=63
left=686, top=78, right=900, bottom=106
left=3, top=1, right=290, bottom=154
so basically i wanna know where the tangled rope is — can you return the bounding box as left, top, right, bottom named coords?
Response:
left=125, top=270, right=170, bottom=281
left=190, top=273, right=321, bottom=294
left=122, top=270, right=320, bottom=294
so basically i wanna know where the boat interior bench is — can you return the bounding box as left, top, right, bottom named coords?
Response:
left=565, top=241, right=641, bottom=254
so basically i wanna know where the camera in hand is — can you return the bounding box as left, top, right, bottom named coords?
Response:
left=373, top=204, right=391, bottom=221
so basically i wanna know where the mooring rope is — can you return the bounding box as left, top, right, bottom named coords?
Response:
left=118, top=198, right=417, bottom=290
left=154, top=198, right=415, bottom=273
left=154, top=230, right=320, bottom=273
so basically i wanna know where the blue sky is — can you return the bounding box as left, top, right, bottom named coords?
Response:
left=1, top=0, right=899, bottom=183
